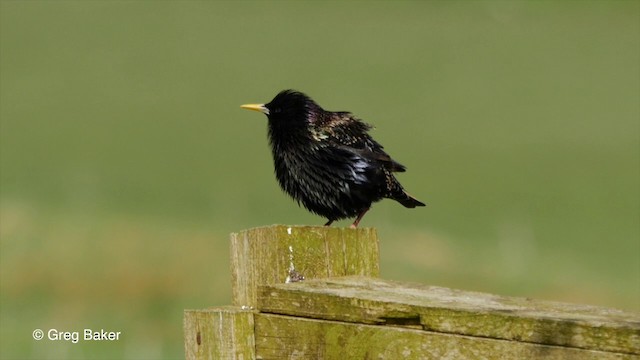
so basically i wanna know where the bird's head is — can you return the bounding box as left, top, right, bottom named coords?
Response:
left=241, top=90, right=320, bottom=129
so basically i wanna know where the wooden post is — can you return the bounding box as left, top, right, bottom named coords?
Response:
left=230, top=225, right=379, bottom=308
left=257, top=276, right=640, bottom=358
left=184, top=225, right=379, bottom=360
left=183, top=307, right=254, bottom=360
left=185, top=226, right=640, bottom=359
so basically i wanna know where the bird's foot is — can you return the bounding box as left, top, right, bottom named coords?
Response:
left=324, top=219, right=334, bottom=226
left=350, top=208, right=370, bottom=228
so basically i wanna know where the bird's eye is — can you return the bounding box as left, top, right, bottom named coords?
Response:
left=273, top=107, right=282, bottom=113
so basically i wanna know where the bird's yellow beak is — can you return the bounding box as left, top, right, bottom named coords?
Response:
left=240, top=103, right=269, bottom=115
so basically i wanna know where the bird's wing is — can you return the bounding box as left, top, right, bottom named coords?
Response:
left=326, top=112, right=406, bottom=172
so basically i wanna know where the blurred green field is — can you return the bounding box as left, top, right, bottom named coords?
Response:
left=1, top=1, right=638, bottom=359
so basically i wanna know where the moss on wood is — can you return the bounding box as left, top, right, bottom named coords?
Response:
left=258, top=276, right=640, bottom=355
left=183, top=306, right=255, bottom=360
left=255, top=313, right=634, bottom=360
left=230, top=225, right=379, bottom=307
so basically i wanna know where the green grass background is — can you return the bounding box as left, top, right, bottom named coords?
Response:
left=1, top=1, right=638, bottom=359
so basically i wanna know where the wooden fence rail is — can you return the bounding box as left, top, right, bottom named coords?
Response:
left=184, top=225, right=640, bottom=359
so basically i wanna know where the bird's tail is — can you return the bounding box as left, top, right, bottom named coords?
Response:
left=385, top=173, right=425, bottom=208
left=395, top=191, right=426, bottom=208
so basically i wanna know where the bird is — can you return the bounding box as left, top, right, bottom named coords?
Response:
left=241, top=89, right=425, bottom=228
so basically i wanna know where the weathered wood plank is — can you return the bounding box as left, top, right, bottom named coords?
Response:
left=258, top=276, right=640, bottom=355
left=183, top=306, right=255, bottom=360
left=255, top=313, right=636, bottom=360
left=230, top=225, right=379, bottom=307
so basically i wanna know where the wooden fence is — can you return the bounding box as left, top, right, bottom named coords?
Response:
left=184, top=225, right=640, bottom=359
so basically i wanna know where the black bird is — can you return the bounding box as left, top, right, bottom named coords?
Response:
left=241, top=90, right=425, bottom=228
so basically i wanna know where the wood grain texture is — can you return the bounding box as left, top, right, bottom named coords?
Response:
left=230, top=225, right=379, bottom=307
left=255, top=313, right=635, bottom=360
left=258, top=276, right=640, bottom=355
left=183, top=307, right=255, bottom=360
left=186, top=227, right=639, bottom=359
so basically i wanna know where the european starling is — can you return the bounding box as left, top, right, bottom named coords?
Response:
left=241, top=90, right=425, bottom=228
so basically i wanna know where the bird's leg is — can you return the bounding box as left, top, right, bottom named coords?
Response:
left=324, top=219, right=334, bottom=226
left=350, top=208, right=370, bottom=228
